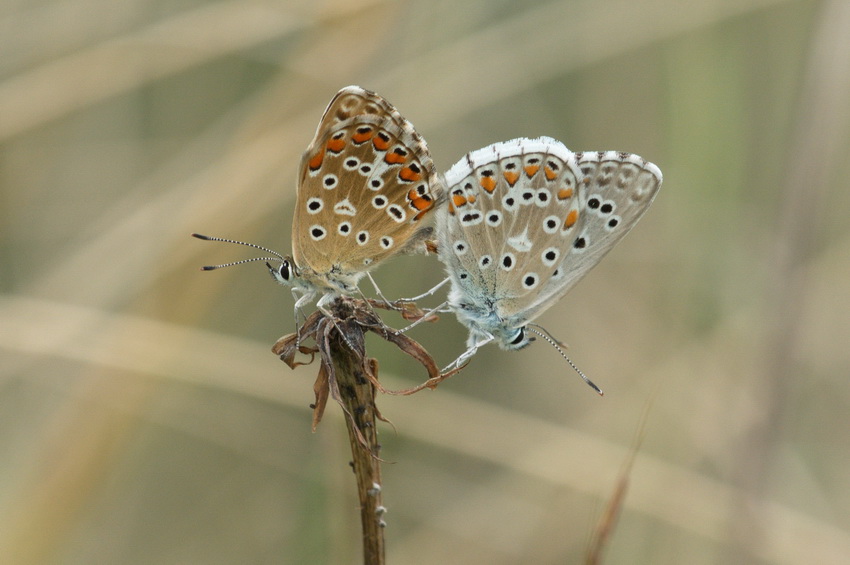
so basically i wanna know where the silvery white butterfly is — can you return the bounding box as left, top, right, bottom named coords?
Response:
left=194, top=86, right=443, bottom=312
left=435, top=137, right=661, bottom=387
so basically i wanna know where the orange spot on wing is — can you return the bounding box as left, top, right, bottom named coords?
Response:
left=399, top=167, right=421, bottom=182
left=467, top=194, right=476, bottom=204
left=385, top=152, right=406, bottom=164
left=372, top=135, right=390, bottom=151
left=480, top=176, right=496, bottom=193
left=544, top=166, right=558, bottom=181
left=308, top=149, right=325, bottom=171
left=452, top=194, right=468, bottom=207
left=503, top=171, right=519, bottom=186
left=411, top=197, right=432, bottom=211
left=448, top=202, right=456, bottom=215
left=352, top=129, right=373, bottom=144
left=326, top=137, right=345, bottom=153
left=557, top=187, right=573, bottom=200
left=565, top=209, right=578, bottom=228
left=524, top=165, right=539, bottom=177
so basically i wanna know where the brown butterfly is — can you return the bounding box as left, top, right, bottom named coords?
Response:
left=195, top=86, right=444, bottom=311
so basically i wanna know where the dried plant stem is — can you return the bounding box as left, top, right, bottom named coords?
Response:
left=326, top=312, right=386, bottom=565
left=273, top=297, right=457, bottom=564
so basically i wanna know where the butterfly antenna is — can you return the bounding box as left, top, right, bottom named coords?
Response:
left=528, top=323, right=568, bottom=348
left=201, top=256, right=284, bottom=271
left=192, top=233, right=286, bottom=270
left=526, top=327, right=603, bottom=396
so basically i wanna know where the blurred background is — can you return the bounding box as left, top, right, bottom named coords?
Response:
left=2, top=0, right=849, bottom=563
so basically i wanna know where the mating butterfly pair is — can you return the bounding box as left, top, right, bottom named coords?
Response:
left=195, top=86, right=662, bottom=379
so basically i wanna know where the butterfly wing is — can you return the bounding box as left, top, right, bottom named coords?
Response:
left=292, top=86, right=443, bottom=285
left=517, top=149, right=662, bottom=325
left=437, top=137, right=661, bottom=329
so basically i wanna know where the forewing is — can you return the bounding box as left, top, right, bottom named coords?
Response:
left=437, top=138, right=583, bottom=316
left=292, top=86, right=442, bottom=276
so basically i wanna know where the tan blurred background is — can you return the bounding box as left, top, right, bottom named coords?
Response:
left=2, top=0, right=849, bottom=563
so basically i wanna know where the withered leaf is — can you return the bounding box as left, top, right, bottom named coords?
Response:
left=273, top=297, right=466, bottom=433
left=311, top=362, right=330, bottom=432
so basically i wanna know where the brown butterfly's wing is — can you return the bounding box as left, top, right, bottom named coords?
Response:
left=292, top=86, right=443, bottom=289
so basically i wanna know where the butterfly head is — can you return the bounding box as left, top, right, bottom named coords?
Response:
left=503, top=325, right=535, bottom=350
left=469, top=324, right=535, bottom=352
left=453, top=297, right=535, bottom=352
left=266, top=257, right=299, bottom=286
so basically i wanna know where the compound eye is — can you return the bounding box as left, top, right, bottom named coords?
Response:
left=278, top=260, right=291, bottom=281
left=510, top=327, right=525, bottom=345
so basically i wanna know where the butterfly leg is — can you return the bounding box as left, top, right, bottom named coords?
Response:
left=440, top=333, right=494, bottom=373
left=292, top=288, right=316, bottom=345
left=396, top=276, right=450, bottom=303
left=350, top=277, right=425, bottom=339
left=394, top=300, right=449, bottom=335
left=351, top=285, right=397, bottom=342
left=364, top=272, right=393, bottom=306
left=293, top=288, right=315, bottom=317
left=315, top=292, right=338, bottom=317
left=363, top=271, right=442, bottom=316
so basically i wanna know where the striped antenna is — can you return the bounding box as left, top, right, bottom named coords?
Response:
left=191, top=233, right=285, bottom=271
left=525, top=326, right=603, bottom=396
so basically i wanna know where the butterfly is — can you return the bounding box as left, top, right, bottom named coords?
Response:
left=194, top=86, right=443, bottom=312
left=435, top=137, right=662, bottom=380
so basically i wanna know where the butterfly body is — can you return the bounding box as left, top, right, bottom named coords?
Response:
left=436, top=137, right=662, bottom=366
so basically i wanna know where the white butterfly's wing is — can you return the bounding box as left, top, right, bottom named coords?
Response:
left=437, top=139, right=582, bottom=314
left=517, top=150, right=661, bottom=325
left=437, top=137, right=661, bottom=330
left=510, top=151, right=663, bottom=321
